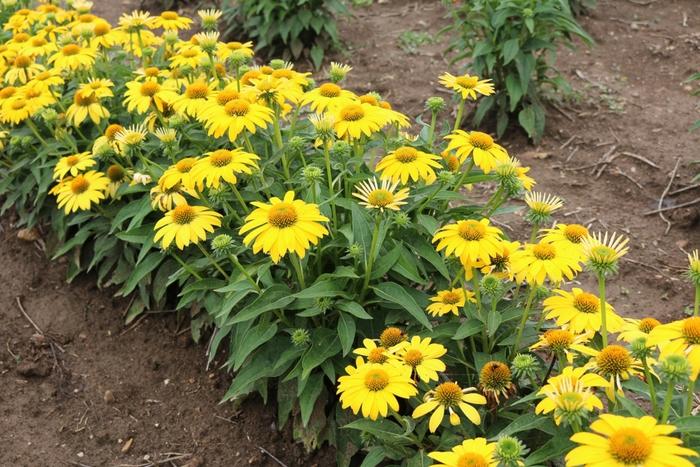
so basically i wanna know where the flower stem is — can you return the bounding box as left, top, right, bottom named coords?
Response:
left=228, top=254, right=261, bottom=293
left=529, top=223, right=540, bottom=243
left=512, top=286, right=537, bottom=355
left=642, top=355, right=658, bottom=417
left=26, top=119, right=49, bottom=148
left=661, top=379, right=675, bottom=423
left=290, top=253, right=306, bottom=290
left=323, top=142, right=338, bottom=227
left=694, top=285, right=700, bottom=317
left=231, top=185, right=249, bottom=214
left=427, top=110, right=438, bottom=148
left=170, top=252, right=203, bottom=280
left=453, top=99, right=465, bottom=131
left=685, top=377, right=696, bottom=417
left=598, top=273, right=608, bottom=347
left=197, top=243, right=230, bottom=280
left=454, top=159, right=474, bottom=191
left=360, top=215, right=382, bottom=301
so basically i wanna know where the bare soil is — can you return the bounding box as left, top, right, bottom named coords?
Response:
left=2, top=0, right=700, bottom=465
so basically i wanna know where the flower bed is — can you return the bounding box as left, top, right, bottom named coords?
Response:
left=0, top=2, right=699, bottom=466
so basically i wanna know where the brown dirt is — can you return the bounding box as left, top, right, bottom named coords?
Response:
left=3, top=0, right=700, bottom=465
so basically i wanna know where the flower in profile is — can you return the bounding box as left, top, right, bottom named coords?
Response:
left=535, top=366, right=609, bottom=426
left=428, top=437, right=498, bottom=467
left=543, top=287, right=624, bottom=334
left=581, top=231, right=629, bottom=277
left=105, top=164, right=131, bottom=198
left=509, top=240, right=581, bottom=285
left=124, top=79, right=175, bottom=114
left=495, top=157, right=535, bottom=194
left=118, top=10, right=156, bottom=32
left=412, top=381, right=486, bottom=432
left=131, top=172, right=152, bottom=185
left=540, top=223, right=589, bottom=259
left=439, top=72, right=494, bottom=100
left=190, top=149, right=258, bottom=190
left=575, top=344, right=645, bottom=400
left=217, top=40, right=254, bottom=61
left=170, top=80, right=214, bottom=118
left=153, top=203, right=222, bottom=249
left=115, top=124, right=148, bottom=152
left=524, top=192, right=563, bottom=225
left=647, top=317, right=700, bottom=381
left=150, top=182, right=195, bottom=212
left=618, top=317, right=662, bottom=343
left=333, top=101, right=386, bottom=140
left=567, top=415, right=698, bottom=466
left=239, top=191, right=329, bottom=263
left=66, top=89, right=109, bottom=126
left=337, top=357, right=417, bottom=420
left=198, top=9, right=223, bottom=30
left=379, top=327, right=406, bottom=348
left=375, top=146, right=442, bottom=185
left=433, top=218, right=504, bottom=267
left=329, top=62, right=352, bottom=83
left=159, top=157, right=198, bottom=191
left=199, top=97, right=274, bottom=142
left=301, top=82, right=356, bottom=113
left=5, top=54, right=44, bottom=84
left=479, top=361, right=516, bottom=405
left=153, top=127, right=177, bottom=144
left=354, top=338, right=393, bottom=364
left=309, top=112, right=335, bottom=143
left=426, top=288, right=475, bottom=317
left=54, top=171, right=109, bottom=214
left=445, top=130, right=509, bottom=173
left=391, top=336, right=446, bottom=383
left=152, top=11, right=192, bottom=30
left=54, top=152, right=95, bottom=180
left=479, top=239, right=520, bottom=280
left=530, top=329, right=593, bottom=363
left=352, top=178, right=409, bottom=212
left=686, top=249, right=700, bottom=287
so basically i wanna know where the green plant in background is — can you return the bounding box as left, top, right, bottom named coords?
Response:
left=222, top=0, right=348, bottom=69
left=565, top=0, right=597, bottom=16
left=442, top=0, right=593, bottom=142
left=398, top=31, right=435, bottom=55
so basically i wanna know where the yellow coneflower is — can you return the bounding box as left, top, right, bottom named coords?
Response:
left=412, top=381, right=486, bottom=432
left=154, top=203, right=222, bottom=249
left=390, top=336, right=447, bottom=383
left=4, top=54, right=44, bottom=84
left=66, top=89, right=110, bottom=126
left=150, top=182, right=195, bottom=212
left=439, top=72, right=494, bottom=100
left=375, top=146, right=442, bottom=185
left=352, top=178, right=409, bottom=212
left=426, top=288, right=475, bottom=317
left=152, top=11, right=192, bottom=30
left=647, top=317, right=700, bottom=381
left=530, top=329, right=593, bottom=363
left=379, top=327, right=406, bottom=348
left=198, top=9, right=223, bottom=29
left=114, top=124, right=148, bottom=152
left=445, top=130, right=509, bottom=173
left=93, top=123, right=125, bottom=154
left=78, top=78, right=114, bottom=99
left=159, top=157, right=198, bottom=190
left=124, top=79, right=175, bottom=114
left=433, top=218, right=504, bottom=267
left=535, top=366, right=609, bottom=426
left=54, top=171, right=109, bottom=214
left=333, top=101, right=386, bottom=140
left=198, top=97, right=274, bottom=142
left=48, top=43, right=97, bottom=71
left=543, top=287, right=625, bottom=334
left=54, top=152, right=95, bottom=180
left=353, top=338, right=394, bottom=364
left=478, top=361, right=516, bottom=405
left=510, top=240, right=581, bottom=285
left=618, top=317, right=662, bottom=344
left=217, top=40, right=255, bottom=61
left=581, top=231, right=629, bottom=276
left=118, top=10, right=156, bottom=32
left=574, top=344, right=646, bottom=400
left=428, top=438, right=498, bottom=467
left=169, top=44, right=206, bottom=70
left=105, top=164, right=131, bottom=198
left=190, top=149, right=259, bottom=190
left=1, top=96, right=33, bottom=124
left=301, top=82, right=357, bottom=113
left=524, top=191, right=564, bottom=223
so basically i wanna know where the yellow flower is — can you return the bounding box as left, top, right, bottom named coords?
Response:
left=115, top=124, right=148, bottom=151
left=217, top=40, right=255, bottom=61
left=169, top=80, right=215, bottom=118
left=190, top=149, right=259, bottom=190
left=124, top=79, right=175, bottom=114
left=118, top=10, right=156, bottom=32
left=66, top=89, right=110, bottom=126
left=153, top=203, right=222, bottom=249
left=301, top=82, right=357, bottom=113
left=379, top=327, right=406, bottom=348
left=333, top=101, right=386, bottom=140
left=105, top=164, right=131, bottom=198
left=582, top=231, right=629, bottom=275
left=48, top=43, right=97, bottom=71
left=152, top=11, right=192, bottom=30
left=26, top=69, right=64, bottom=92
left=479, top=361, right=516, bottom=405
left=93, top=123, right=125, bottom=154
left=337, top=357, right=417, bottom=420
left=0, top=96, right=32, bottom=124
left=445, top=130, right=509, bottom=173
left=543, top=288, right=624, bottom=334
left=647, top=317, right=700, bottom=381
left=618, top=317, right=661, bottom=344
left=536, top=366, right=609, bottom=426
left=352, top=177, right=409, bottom=212
left=159, top=157, right=199, bottom=190
left=169, top=44, right=206, bottom=70
left=567, top=415, right=698, bottom=467
left=428, top=438, right=498, bottom=467
left=478, top=239, right=521, bottom=280
left=54, top=171, right=109, bottom=214
left=54, top=152, right=96, bottom=180
left=4, top=54, right=44, bottom=84
left=391, top=336, right=446, bottom=383
left=412, top=381, right=486, bottom=432
left=509, top=240, right=581, bottom=285
left=375, top=146, right=442, bottom=185
left=574, top=344, right=645, bottom=400
left=198, top=97, right=274, bottom=142
left=353, top=338, right=394, bottom=364
left=540, top=223, right=589, bottom=259
left=150, top=182, right=196, bottom=212
left=433, top=218, right=504, bottom=266
left=426, top=288, right=475, bottom=317
left=525, top=191, right=564, bottom=218
left=439, top=72, right=494, bottom=100
left=530, top=329, right=594, bottom=363
left=239, top=191, right=329, bottom=263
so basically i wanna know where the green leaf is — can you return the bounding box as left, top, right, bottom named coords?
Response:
left=372, top=282, right=432, bottom=330
left=309, top=43, right=324, bottom=69
left=294, top=278, right=349, bottom=300
left=337, top=300, right=373, bottom=320
left=502, top=38, right=519, bottom=64
left=406, top=236, right=450, bottom=280
left=486, top=309, right=502, bottom=337
left=518, top=106, right=537, bottom=140
left=453, top=318, right=482, bottom=340
left=406, top=451, right=431, bottom=467
left=232, top=322, right=278, bottom=371
left=337, top=312, right=356, bottom=356
left=497, top=413, right=553, bottom=438
left=505, top=74, right=523, bottom=112
left=299, top=372, right=323, bottom=427
left=359, top=447, right=385, bottom=467
left=343, top=419, right=410, bottom=443
left=672, top=416, right=700, bottom=433
left=301, top=328, right=341, bottom=380
left=526, top=435, right=574, bottom=466
left=351, top=202, right=372, bottom=263
left=118, top=251, right=162, bottom=296
left=229, top=284, right=294, bottom=324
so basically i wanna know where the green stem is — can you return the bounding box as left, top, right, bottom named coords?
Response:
left=453, top=99, right=466, bottom=131
left=661, top=379, right=675, bottom=423
left=26, top=120, right=49, bottom=148
left=598, top=273, right=608, bottom=347
left=427, top=110, right=438, bottom=148
left=642, top=355, right=658, bottom=417
left=415, top=182, right=443, bottom=215
left=196, top=243, right=230, bottom=280
left=685, top=378, right=696, bottom=417
left=171, top=252, right=203, bottom=280
left=272, top=110, right=290, bottom=180
left=290, top=253, right=306, bottom=289
left=231, top=185, right=249, bottom=214
left=454, top=159, right=474, bottom=191
left=512, top=286, right=537, bottom=355
left=323, top=142, right=338, bottom=227
left=470, top=271, right=488, bottom=351
left=228, top=254, right=261, bottom=293
left=529, top=223, right=540, bottom=243
left=360, top=215, right=382, bottom=301
left=695, top=285, right=700, bottom=317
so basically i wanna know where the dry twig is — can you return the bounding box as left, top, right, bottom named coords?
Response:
left=258, top=446, right=289, bottom=467
left=651, top=158, right=681, bottom=233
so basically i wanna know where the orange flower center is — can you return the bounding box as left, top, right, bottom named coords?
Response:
left=0, top=87, right=16, bottom=99
left=140, top=81, right=160, bottom=97
left=65, top=155, right=80, bottom=166
left=564, top=224, right=589, bottom=243
left=367, top=347, right=387, bottom=364
left=14, top=55, right=31, bottom=68
left=456, top=76, right=479, bottom=89
left=639, top=317, right=661, bottom=333
left=532, top=243, right=556, bottom=260
left=216, top=90, right=240, bottom=105
left=359, top=94, right=379, bottom=106
left=181, top=49, right=198, bottom=58
left=260, top=65, right=274, bottom=75
left=62, top=44, right=81, bottom=56
left=363, top=368, right=389, bottom=391
left=544, top=329, right=574, bottom=351
left=268, top=202, right=298, bottom=228
left=226, top=41, right=244, bottom=50
left=340, top=104, right=365, bottom=122
left=78, top=14, right=95, bottom=23
left=682, top=317, right=700, bottom=345
left=272, top=69, right=294, bottom=79
left=209, top=150, right=232, bottom=167
left=458, top=220, right=486, bottom=241
left=468, top=131, right=494, bottom=150
left=185, top=82, right=209, bottom=99
left=10, top=99, right=27, bottom=110
left=441, top=291, right=462, bottom=305
left=609, top=428, right=651, bottom=465
left=74, top=91, right=97, bottom=106
left=403, top=349, right=423, bottom=367
left=70, top=176, right=89, bottom=194
left=175, top=159, right=195, bottom=173
left=14, top=32, right=30, bottom=42
left=224, top=99, right=250, bottom=117
left=434, top=381, right=462, bottom=406
left=456, top=453, right=487, bottom=467
left=394, top=146, right=418, bottom=163
left=172, top=205, right=196, bottom=225
left=107, top=164, right=125, bottom=181
left=367, top=189, right=394, bottom=207
left=479, top=361, right=511, bottom=388
left=573, top=292, right=599, bottom=314
left=93, top=21, right=111, bottom=36
left=380, top=327, right=404, bottom=347
left=161, top=11, right=179, bottom=20
left=597, top=345, right=632, bottom=376
left=105, top=124, right=124, bottom=140
left=31, top=37, right=47, bottom=47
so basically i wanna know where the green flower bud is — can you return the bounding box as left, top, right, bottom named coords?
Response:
left=301, top=165, right=323, bottom=185
left=425, top=96, right=446, bottom=113
left=495, top=436, right=529, bottom=467
left=534, top=285, right=550, bottom=301
left=163, top=30, right=179, bottom=45
left=657, top=354, right=691, bottom=384
left=393, top=211, right=410, bottom=228
left=269, top=59, right=286, bottom=70
left=329, top=62, right=352, bottom=83
left=511, top=353, right=539, bottom=382
left=349, top=243, right=363, bottom=259
left=42, top=108, right=58, bottom=124
left=315, top=297, right=333, bottom=313
left=437, top=170, right=456, bottom=185
left=141, top=47, right=155, bottom=59
left=630, top=337, right=652, bottom=360
left=228, top=50, right=250, bottom=68
left=480, top=274, right=503, bottom=298
left=211, top=234, right=234, bottom=257
left=291, top=328, right=310, bottom=347
left=288, top=135, right=305, bottom=153
left=330, top=140, right=351, bottom=159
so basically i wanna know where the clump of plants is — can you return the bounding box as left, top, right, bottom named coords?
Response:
left=222, top=0, right=348, bottom=69
left=1, top=3, right=699, bottom=467
left=441, top=0, right=593, bottom=142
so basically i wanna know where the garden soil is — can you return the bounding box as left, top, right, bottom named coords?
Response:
left=1, top=0, right=699, bottom=465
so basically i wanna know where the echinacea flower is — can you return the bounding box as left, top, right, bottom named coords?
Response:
left=53, top=152, right=96, bottom=180
left=428, top=437, right=498, bottom=467
left=301, top=82, right=356, bottom=113
left=239, top=191, right=329, bottom=263
left=352, top=177, right=409, bottom=212
left=530, top=329, right=593, bottom=363
left=153, top=203, right=222, bottom=249
left=540, top=223, right=589, bottom=259
left=48, top=43, right=96, bottom=71
left=509, top=240, right=581, bottom=285
left=581, top=231, right=629, bottom=277
left=337, top=357, right=417, bottom=420
left=536, top=366, right=609, bottom=426
left=53, top=171, right=109, bottom=214
left=391, top=336, right=446, bottom=383
left=433, top=218, right=504, bottom=267
left=439, top=72, right=494, bottom=100
left=543, top=287, right=624, bottom=334
left=445, top=130, right=509, bottom=173
left=379, top=327, right=406, bottom=348
left=199, top=97, right=274, bottom=142
left=567, top=415, right=697, bottom=467
left=479, top=361, right=516, bottom=405
left=66, top=89, right=110, bottom=126
left=524, top=192, right=563, bottom=224
left=152, top=11, right=192, bottom=30
left=574, top=344, right=646, bottom=400
left=618, top=317, right=662, bottom=344
left=353, top=338, right=393, bottom=364
left=413, top=381, right=486, bottom=432
left=647, top=317, right=700, bottom=381
left=190, top=149, right=259, bottom=190
left=375, top=146, right=442, bottom=185
left=333, top=101, right=386, bottom=140
left=426, top=288, right=475, bottom=317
